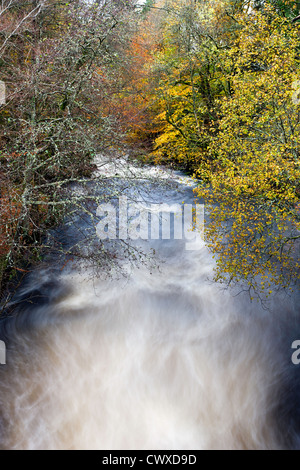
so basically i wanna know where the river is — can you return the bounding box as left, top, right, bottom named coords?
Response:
left=0, top=161, right=299, bottom=450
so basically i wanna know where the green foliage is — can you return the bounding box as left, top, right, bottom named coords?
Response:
left=147, top=0, right=229, bottom=171
left=141, top=0, right=155, bottom=14
left=255, top=0, right=300, bottom=18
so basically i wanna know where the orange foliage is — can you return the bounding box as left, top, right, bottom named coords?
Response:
left=102, top=14, right=162, bottom=144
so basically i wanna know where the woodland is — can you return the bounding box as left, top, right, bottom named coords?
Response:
left=0, top=0, right=299, bottom=299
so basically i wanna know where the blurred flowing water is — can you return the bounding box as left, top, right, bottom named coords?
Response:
left=0, top=166, right=299, bottom=450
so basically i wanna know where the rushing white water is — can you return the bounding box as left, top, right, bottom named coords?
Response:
left=0, top=169, right=299, bottom=450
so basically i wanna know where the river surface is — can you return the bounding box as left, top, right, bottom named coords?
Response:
left=0, top=162, right=299, bottom=450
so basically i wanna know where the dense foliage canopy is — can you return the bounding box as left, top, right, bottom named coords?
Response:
left=1, top=0, right=299, bottom=299
left=123, top=0, right=300, bottom=296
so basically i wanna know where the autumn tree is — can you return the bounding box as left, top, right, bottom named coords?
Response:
left=195, top=8, right=300, bottom=296
left=106, top=1, right=165, bottom=153
left=0, top=0, right=138, bottom=293
left=127, top=1, right=300, bottom=296
left=254, top=0, right=300, bottom=18
left=138, top=0, right=236, bottom=170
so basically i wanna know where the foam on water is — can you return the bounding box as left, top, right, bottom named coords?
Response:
left=0, top=171, right=299, bottom=450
